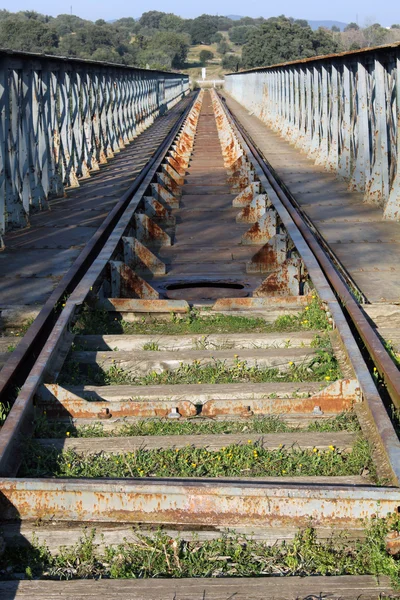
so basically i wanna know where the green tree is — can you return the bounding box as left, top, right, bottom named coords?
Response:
left=211, top=32, right=223, bottom=44
left=51, top=14, right=89, bottom=37
left=344, top=22, right=360, bottom=31
left=137, top=31, right=189, bottom=69
left=0, top=10, right=11, bottom=21
left=0, top=16, right=59, bottom=52
left=139, top=11, right=166, bottom=30
left=113, top=17, right=138, bottom=31
left=159, top=13, right=185, bottom=32
left=222, top=54, right=242, bottom=71
left=294, top=19, right=309, bottom=28
left=242, top=17, right=339, bottom=68
left=229, top=25, right=254, bottom=45
left=191, top=15, right=218, bottom=44
left=217, top=39, right=230, bottom=55
left=199, top=49, right=214, bottom=65
left=58, top=22, right=132, bottom=62
left=235, top=17, right=265, bottom=27
left=216, top=16, right=234, bottom=31
left=363, top=23, right=388, bottom=47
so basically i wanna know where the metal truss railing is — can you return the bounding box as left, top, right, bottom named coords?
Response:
left=0, top=50, right=189, bottom=241
left=225, top=43, right=400, bottom=221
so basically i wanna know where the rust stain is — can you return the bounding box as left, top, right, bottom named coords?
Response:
left=248, top=243, right=280, bottom=272
left=120, top=264, right=159, bottom=299
left=201, top=396, right=354, bottom=417
left=39, top=400, right=197, bottom=419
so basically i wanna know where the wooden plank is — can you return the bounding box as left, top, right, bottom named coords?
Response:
left=99, top=299, right=190, bottom=313
left=0, top=575, right=395, bottom=599
left=71, top=347, right=318, bottom=374
left=74, top=331, right=318, bottom=351
left=40, top=381, right=329, bottom=402
left=1, top=523, right=366, bottom=554
left=63, top=413, right=343, bottom=432
left=38, top=431, right=357, bottom=454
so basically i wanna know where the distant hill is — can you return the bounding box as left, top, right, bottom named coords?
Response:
left=307, top=20, right=347, bottom=31
left=226, top=15, right=243, bottom=20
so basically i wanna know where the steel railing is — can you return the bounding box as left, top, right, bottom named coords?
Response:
left=0, top=49, right=189, bottom=241
left=225, top=43, right=400, bottom=221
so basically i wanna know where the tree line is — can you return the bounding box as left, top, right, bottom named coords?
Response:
left=0, top=10, right=398, bottom=72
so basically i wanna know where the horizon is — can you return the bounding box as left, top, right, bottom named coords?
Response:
left=0, top=3, right=398, bottom=29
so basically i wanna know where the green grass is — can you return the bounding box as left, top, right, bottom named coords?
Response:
left=0, top=402, right=11, bottom=427
left=382, top=339, right=400, bottom=369
left=2, top=517, right=400, bottom=584
left=34, top=412, right=361, bottom=439
left=72, top=296, right=330, bottom=336
left=142, top=341, right=160, bottom=351
left=19, top=437, right=373, bottom=480
left=59, top=350, right=341, bottom=387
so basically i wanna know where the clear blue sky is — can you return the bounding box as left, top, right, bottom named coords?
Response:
left=1, top=0, right=398, bottom=27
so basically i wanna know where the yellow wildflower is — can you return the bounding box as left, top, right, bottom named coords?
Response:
left=234, top=354, right=239, bottom=359
left=329, top=445, right=335, bottom=451
left=305, top=306, right=309, bottom=311
left=191, top=463, right=197, bottom=468
left=312, top=448, right=318, bottom=453
left=325, top=376, right=331, bottom=381
left=67, top=463, right=71, bottom=468
left=289, top=361, right=294, bottom=366
left=66, top=431, right=70, bottom=437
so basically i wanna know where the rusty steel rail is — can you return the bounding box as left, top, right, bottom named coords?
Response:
left=2, top=88, right=400, bottom=578
left=212, top=90, right=400, bottom=485
left=219, top=93, right=400, bottom=414
left=0, top=92, right=197, bottom=413
left=0, top=92, right=202, bottom=476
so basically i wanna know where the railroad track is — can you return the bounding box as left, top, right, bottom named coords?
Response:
left=1, top=89, right=400, bottom=598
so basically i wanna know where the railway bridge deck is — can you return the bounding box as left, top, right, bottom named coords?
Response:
left=1, top=48, right=400, bottom=599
